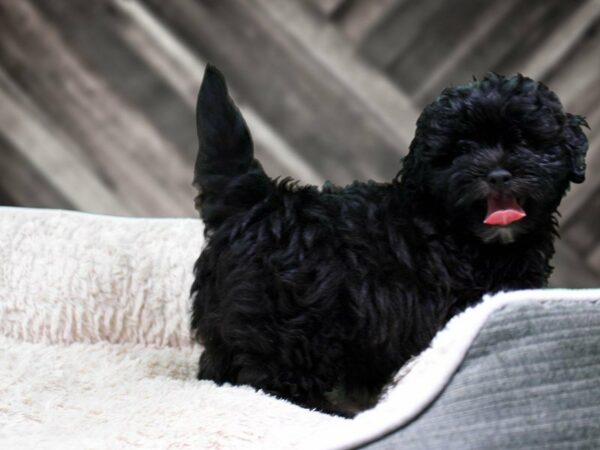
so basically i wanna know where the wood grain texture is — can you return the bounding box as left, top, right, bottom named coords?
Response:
left=334, top=0, right=406, bottom=44
left=0, top=0, right=597, bottom=286
left=306, top=0, right=350, bottom=17
left=142, top=0, right=405, bottom=183
left=332, top=0, right=401, bottom=43
left=253, top=0, right=418, bottom=147
left=0, top=134, right=73, bottom=210
left=0, top=0, right=194, bottom=216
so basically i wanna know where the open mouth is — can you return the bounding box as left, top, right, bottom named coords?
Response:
left=483, top=194, right=526, bottom=226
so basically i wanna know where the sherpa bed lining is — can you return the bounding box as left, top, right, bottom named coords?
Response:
left=1, top=207, right=598, bottom=449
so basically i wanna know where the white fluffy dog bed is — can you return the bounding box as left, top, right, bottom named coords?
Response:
left=1, top=207, right=599, bottom=449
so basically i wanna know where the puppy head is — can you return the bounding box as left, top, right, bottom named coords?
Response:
left=401, top=73, right=589, bottom=244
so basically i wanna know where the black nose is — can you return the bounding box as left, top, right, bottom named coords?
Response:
left=487, top=168, right=512, bottom=186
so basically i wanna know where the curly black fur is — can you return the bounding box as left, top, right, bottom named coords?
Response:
left=190, top=66, right=588, bottom=416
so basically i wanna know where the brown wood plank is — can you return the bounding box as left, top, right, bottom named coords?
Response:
left=0, top=0, right=195, bottom=217
left=142, top=0, right=407, bottom=184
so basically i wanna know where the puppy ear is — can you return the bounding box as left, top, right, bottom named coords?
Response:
left=195, top=64, right=253, bottom=179
left=563, top=113, right=589, bottom=184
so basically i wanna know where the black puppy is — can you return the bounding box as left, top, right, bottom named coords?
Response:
left=190, top=67, right=588, bottom=416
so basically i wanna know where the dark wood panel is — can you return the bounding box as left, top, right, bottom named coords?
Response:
left=0, top=191, right=16, bottom=207
left=518, top=1, right=600, bottom=83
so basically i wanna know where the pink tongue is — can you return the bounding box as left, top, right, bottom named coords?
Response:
left=484, top=196, right=526, bottom=226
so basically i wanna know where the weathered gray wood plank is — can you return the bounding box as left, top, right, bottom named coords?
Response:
left=31, top=0, right=198, bottom=162
left=113, top=0, right=324, bottom=186
left=0, top=134, right=73, bottom=210
left=586, top=238, right=600, bottom=273
left=306, top=0, right=350, bottom=17
left=389, top=0, right=569, bottom=105
left=550, top=240, right=599, bottom=288
left=410, top=0, right=516, bottom=104
left=0, top=0, right=195, bottom=217
left=516, top=0, right=600, bottom=81
left=0, top=0, right=597, bottom=286
left=0, top=69, right=130, bottom=215
left=334, top=0, right=402, bottom=43
left=562, top=180, right=600, bottom=253
left=142, top=0, right=406, bottom=184
left=546, top=19, right=600, bottom=228
left=252, top=0, right=418, bottom=148
left=358, top=0, right=445, bottom=71
left=448, top=0, right=586, bottom=85
left=30, top=0, right=319, bottom=186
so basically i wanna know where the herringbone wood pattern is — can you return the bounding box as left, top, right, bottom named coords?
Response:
left=0, top=0, right=598, bottom=286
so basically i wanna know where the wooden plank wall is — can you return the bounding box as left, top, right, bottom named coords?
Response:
left=0, top=0, right=598, bottom=287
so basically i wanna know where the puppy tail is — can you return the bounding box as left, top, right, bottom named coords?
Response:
left=194, top=65, right=271, bottom=232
